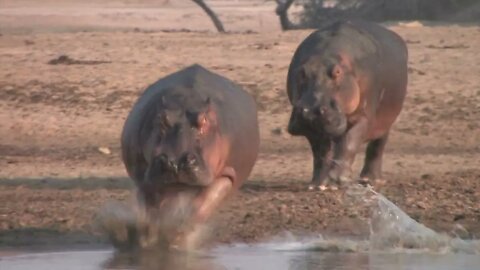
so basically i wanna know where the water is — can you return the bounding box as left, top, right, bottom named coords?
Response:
left=1, top=246, right=480, bottom=270
left=1, top=185, right=479, bottom=270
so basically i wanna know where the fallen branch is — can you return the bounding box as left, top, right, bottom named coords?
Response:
left=191, top=0, right=226, bottom=33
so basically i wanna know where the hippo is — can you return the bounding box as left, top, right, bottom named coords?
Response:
left=121, top=64, right=259, bottom=248
left=286, top=20, right=408, bottom=190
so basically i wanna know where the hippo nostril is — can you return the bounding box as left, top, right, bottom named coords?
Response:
left=156, top=154, right=170, bottom=169
left=179, top=153, right=198, bottom=170
left=169, top=160, right=178, bottom=173
left=185, top=154, right=199, bottom=169
left=330, top=100, right=338, bottom=110
left=187, top=155, right=197, bottom=166
left=156, top=154, right=178, bottom=173
left=319, top=107, right=326, bottom=115
left=301, top=107, right=312, bottom=120
left=158, top=154, right=168, bottom=163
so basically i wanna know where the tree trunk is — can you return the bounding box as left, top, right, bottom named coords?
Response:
left=191, top=0, right=226, bottom=33
left=275, top=0, right=299, bottom=30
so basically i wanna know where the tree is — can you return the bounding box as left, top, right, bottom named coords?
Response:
left=275, top=0, right=479, bottom=30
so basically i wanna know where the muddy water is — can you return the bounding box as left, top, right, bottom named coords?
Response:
left=1, top=186, right=479, bottom=270
left=1, top=246, right=480, bottom=270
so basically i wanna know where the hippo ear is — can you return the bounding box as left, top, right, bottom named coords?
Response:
left=197, top=98, right=216, bottom=135
left=330, top=64, right=343, bottom=80
left=202, top=97, right=214, bottom=117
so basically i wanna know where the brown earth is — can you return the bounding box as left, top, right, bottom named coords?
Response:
left=0, top=0, right=479, bottom=250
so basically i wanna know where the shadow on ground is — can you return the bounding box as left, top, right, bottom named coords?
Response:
left=0, top=177, right=134, bottom=190
left=0, top=228, right=108, bottom=250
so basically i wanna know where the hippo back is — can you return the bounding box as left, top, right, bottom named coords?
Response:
left=286, top=20, right=408, bottom=109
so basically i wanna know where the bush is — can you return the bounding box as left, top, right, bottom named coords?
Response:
left=299, top=0, right=479, bottom=27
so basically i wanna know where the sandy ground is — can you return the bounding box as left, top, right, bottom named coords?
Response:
left=0, top=0, right=479, bottom=249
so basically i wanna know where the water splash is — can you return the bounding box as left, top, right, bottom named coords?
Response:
left=365, top=186, right=480, bottom=254
left=95, top=184, right=479, bottom=255
left=258, top=184, right=480, bottom=254
left=94, top=191, right=210, bottom=252
left=262, top=236, right=365, bottom=253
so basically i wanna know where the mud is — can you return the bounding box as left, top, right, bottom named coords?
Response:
left=0, top=0, right=479, bottom=251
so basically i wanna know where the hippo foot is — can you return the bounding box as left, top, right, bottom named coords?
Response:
left=358, top=177, right=386, bottom=186
left=336, top=175, right=353, bottom=185
left=307, top=183, right=339, bottom=191
left=169, top=234, right=194, bottom=252
left=327, top=166, right=353, bottom=185
left=169, top=223, right=208, bottom=252
left=307, top=172, right=356, bottom=191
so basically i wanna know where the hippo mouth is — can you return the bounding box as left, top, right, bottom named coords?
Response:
left=145, top=155, right=213, bottom=187
left=294, top=111, right=348, bottom=138
left=140, top=182, right=203, bottom=207
left=138, top=166, right=213, bottom=221
left=288, top=103, right=348, bottom=138
left=319, top=113, right=348, bottom=137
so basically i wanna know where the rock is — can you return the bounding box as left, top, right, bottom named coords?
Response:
left=416, top=201, right=427, bottom=209
left=398, top=21, right=423, bottom=28
left=271, top=128, right=282, bottom=135
left=98, top=147, right=111, bottom=155
left=453, top=214, right=465, bottom=221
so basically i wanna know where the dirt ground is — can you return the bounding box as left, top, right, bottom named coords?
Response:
left=0, top=0, right=479, bottom=250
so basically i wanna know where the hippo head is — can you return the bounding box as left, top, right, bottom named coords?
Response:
left=288, top=57, right=361, bottom=137
left=142, top=96, right=219, bottom=188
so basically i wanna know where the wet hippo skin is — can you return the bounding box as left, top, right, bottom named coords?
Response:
left=121, top=64, right=260, bottom=248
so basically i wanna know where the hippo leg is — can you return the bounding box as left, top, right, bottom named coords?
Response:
left=328, top=119, right=368, bottom=186
left=306, top=134, right=333, bottom=190
left=170, top=176, right=233, bottom=249
left=360, top=132, right=389, bottom=184
left=193, top=177, right=233, bottom=223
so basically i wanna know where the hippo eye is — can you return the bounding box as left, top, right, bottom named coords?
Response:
left=330, top=99, right=338, bottom=110
left=155, top=113, right=170, bottom=136
left=158, top=123, right=168, bottom=136
left=329, top=65, right=343, bottom=79
left=158, top=112, right=170, bottom=127
left=198, top=115, right=208, bottom=135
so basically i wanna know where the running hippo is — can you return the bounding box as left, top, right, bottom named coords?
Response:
left=121, top=64, right=259, bottom=248
left=287, top=20, right=408, bottom=190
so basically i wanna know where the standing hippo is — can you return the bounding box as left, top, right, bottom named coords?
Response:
left=286, top=20, right=408, bottom=190
left=121, top=64, right=259, bottom=248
